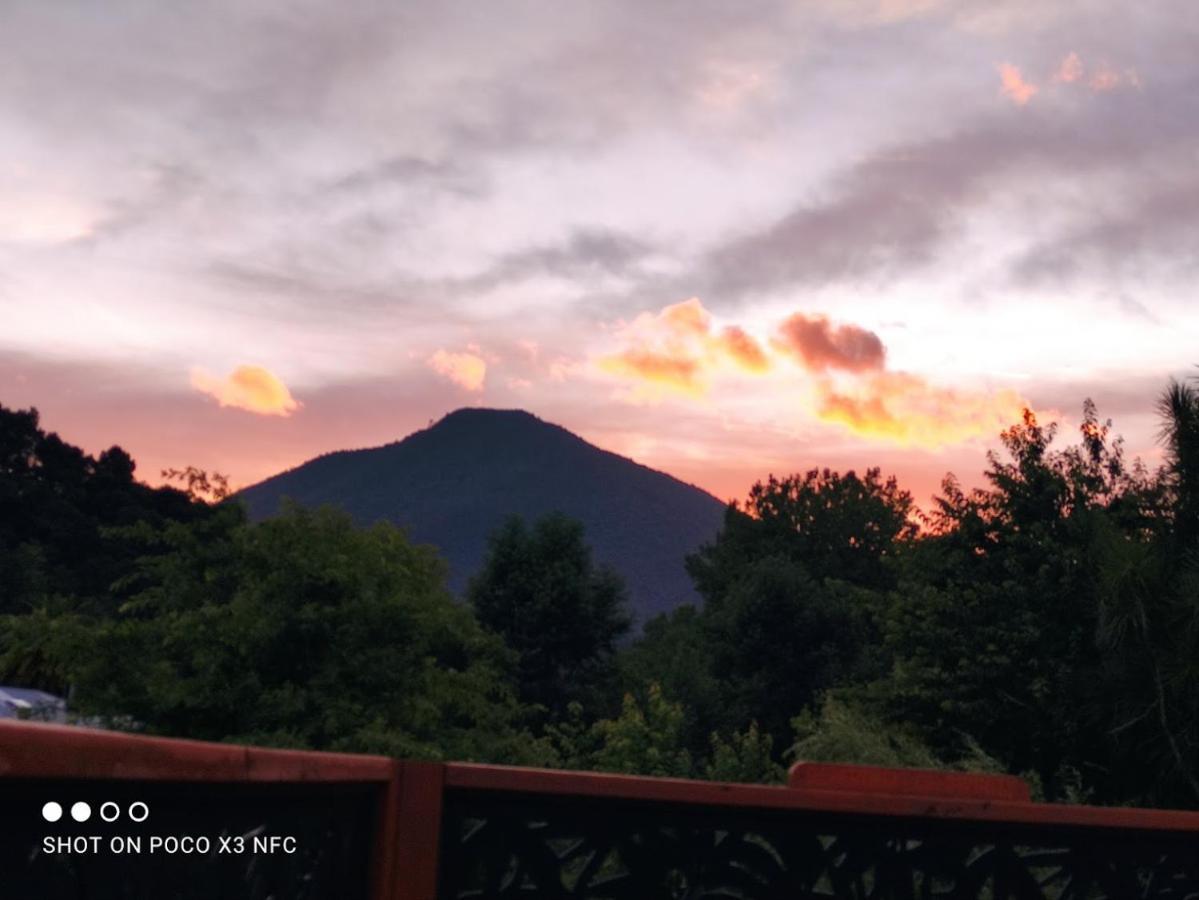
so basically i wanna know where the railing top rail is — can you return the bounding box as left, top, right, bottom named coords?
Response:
left=444, top=762, right=1199, bottom=834
left=6, top=722, right=1199, bottom=836
left=0, top=720, right=395, bottom=783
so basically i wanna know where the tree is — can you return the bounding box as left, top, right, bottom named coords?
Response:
left=591, top=684, right=692, bottom=778
left=675, top=469, right=909, bottom=752
left=705, top=722, right=785, bottom=784
left=701, top=557, right=880, bottom=746
left=617, top=604, right=723, bottom=761
left=874, top=405, right=1148, bottom=801
left=13, top=504, right=546, bottom=763
left=161, top=466, right=232, bottom=503
left=0, top=404, right=204, bottom=625
left=1157, top=376, right=1199, bottom=547
left=688, top=468, right=917, bottom=602
left=1092, top=376, right=1199, bottom=806
left=468, top=513, right=631, bottom=724
left=789, top=697, right=940, bottom=770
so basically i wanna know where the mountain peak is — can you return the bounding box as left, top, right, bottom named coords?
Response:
left=431, top=407, right=551, bottom=432
left=237, top=410, right=726, bottom=622
left=438, top=407, right=541, bottom=422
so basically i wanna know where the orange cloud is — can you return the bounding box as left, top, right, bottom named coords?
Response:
left=598, top=349, right=704, bottom=395
left=428, top=349, right=486, bottom=391
left=660, top=297, right=713, bottom=335
left=998, top=63, right=1038, bottom=105
left=599, top=300, right=1031, bottom=449
left=718, top=325, right=770, bottom=373
left=1055, top=51, right=1083, bottom=83
left=774, top=313, right=885, bottom=372
left=190, top=365, right=301, bottom=416
left=597, top=297, right=771, bottom=395
left=816, top=371, right=1029, bottom=446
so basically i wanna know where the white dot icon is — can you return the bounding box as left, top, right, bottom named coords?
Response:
left=71, top=802, right=91, bottom=823
left=42, top=801, right=63, bottom=822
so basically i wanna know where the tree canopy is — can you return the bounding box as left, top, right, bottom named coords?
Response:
left=468, top=512, right=631, bottom=723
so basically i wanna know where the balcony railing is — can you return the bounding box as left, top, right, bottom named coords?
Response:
left=3, top=720, right=1199, bottom=898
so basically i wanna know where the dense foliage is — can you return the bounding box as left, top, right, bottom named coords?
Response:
left=4, top=374, right=1199, bottom=807
left=467, top=512, right=630, bottom=723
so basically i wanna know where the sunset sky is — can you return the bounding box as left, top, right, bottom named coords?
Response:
left=2, top=0, right=1196, bottom=509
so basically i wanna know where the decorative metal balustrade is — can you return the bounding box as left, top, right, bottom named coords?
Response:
left=441, top=794, right=1199, bottom=899
left=2, top=722, right=1199, bottom=900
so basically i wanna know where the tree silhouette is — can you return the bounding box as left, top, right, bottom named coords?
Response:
left=468, top=513, right=631, bottom=725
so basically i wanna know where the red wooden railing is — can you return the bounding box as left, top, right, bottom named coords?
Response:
left=4, top=719, right=1199, bottom=898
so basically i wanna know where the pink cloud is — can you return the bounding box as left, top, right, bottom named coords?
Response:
left=1052, top=52, right=1141, bottom=93
left=999, top=63, right=1038, bottom=105
left=1055, top=51, right=1083, bottom=83
left=773, top=313, right=886, bottom=373
left=1089, top=63, right=1140, bottom=92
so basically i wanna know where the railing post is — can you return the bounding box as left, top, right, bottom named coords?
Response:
left=391, top=760, right=447, bottom=900
left=370, top=760, right=403, bottom=900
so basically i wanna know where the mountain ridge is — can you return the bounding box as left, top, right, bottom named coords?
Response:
left=236, top=408, right=727, bottom=622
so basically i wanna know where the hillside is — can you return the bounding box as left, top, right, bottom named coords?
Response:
left=235, top=409, right=727, bottom=622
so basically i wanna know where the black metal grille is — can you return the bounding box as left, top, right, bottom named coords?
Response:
left=0, top=778, right=377, bottom=900
left=438, top=792, right=1199, bottom=900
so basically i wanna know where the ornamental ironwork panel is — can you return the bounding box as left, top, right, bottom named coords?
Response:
left=438, top=792, right=1199, bottom=900
left=0, top=778, right=377, bottom=900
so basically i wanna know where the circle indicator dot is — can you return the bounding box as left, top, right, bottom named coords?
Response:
left=70, top=801, right=91, bottom=823
left=42, top=801, right=62, bottom=823
left=128, top=801, right=149, bottom=823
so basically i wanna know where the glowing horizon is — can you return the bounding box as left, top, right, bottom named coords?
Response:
left=1, top=1, right=1194, bottom=511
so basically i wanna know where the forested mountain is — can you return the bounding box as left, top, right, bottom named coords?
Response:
left=236, top=408, right=725, bottom=622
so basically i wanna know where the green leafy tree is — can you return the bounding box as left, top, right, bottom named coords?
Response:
left=16, top=504, right=545, bottom=763
left=0, top=404, right=211, bottom=695
left=702, top=557, right=881, bottom=745
left=591, top=684, right=692, bottom=778
left=875, top=405, right=1148, bottom=800
left=705, top=722, right=785, bottom=784
left=1092, top=376, right=1199, bottom=806
left=617, top=604, right=722, bottom=760
left=0, top=404, right=204, bottom=619
left=468, top=513, right=631, bottom=724
left=688, top=468, right=917, bottom=601
left=789, top=697, right=941, bottom=769
left=620, top=468, right=912, bottom=765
